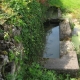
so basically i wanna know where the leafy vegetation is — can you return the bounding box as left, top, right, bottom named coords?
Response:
left=1, top=0, right=80, bottom=80
left=1, top=0, right=48, bottom=79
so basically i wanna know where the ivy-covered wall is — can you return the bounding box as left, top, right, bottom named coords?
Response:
left=0, top=0, right=48, bottom=79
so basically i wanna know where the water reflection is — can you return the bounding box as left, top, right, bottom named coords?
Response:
left=43, top=25, right=60, bottom=58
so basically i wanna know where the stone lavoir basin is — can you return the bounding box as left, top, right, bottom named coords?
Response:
left=42, top=7, right=79, bottom=71
left=42, top=19, right=79, bottom=71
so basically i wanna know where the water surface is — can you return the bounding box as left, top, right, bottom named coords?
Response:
left=43, top=25, right=60, bottom=58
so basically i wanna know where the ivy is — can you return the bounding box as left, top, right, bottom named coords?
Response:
left=19, top=0, right=45, bottom=62
left=2, top=0, right=71, bottom=80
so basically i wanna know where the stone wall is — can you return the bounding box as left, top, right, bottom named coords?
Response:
left=0, top=24, right=23, bottom=79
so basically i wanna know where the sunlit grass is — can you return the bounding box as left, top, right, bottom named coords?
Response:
left=49, top=0, right=80, bottom=16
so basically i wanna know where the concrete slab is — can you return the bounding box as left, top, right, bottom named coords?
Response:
left=42, top=51, right=79, bottom=70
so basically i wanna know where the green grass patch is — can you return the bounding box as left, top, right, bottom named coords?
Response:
left=48, top=0, right=80, bottom=13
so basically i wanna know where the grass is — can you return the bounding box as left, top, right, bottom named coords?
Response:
left=61, top=0, right=80, bottom=11
left=49, top=0, right=80, bottom=10
left=48, top=0, right=80, bottom=18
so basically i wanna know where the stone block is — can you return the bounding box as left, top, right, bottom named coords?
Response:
left=60, top=19, right=72, bottom=40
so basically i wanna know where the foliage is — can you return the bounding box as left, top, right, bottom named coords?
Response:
left=16, top=62, right=72, bottom=80
left=14, top=35, right=22, bottom=43
left=1, top=0, right=46, bottom=79
left=1, top=0, right=45, bottom=60
left=48, top=0, right=80, bottom=16
left=1, top=0, right=80, bottom=80
left=5, top=73, right=13, bottom=80
left=69, top=22, right=75, bottom=30
left=0, top=29, right=4, bottom=33
left=4, top=32, right=10, bottom=40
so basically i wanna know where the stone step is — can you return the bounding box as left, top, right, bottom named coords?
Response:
left=42, top=41, right=79, bottom=71
left=42, top=51, right=79, bottom=71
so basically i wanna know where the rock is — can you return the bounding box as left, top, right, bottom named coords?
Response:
left=12, top=28, right=21, bottom=36
left=0, top=24, right=23, bottom=79
left=0, top=44, right=8, bottom=50
left=0, top=40, right=4, bottom=44
left=2, top=62, right=16, bottom=75
left=0, top=33, right=4, bottom=40
left=0, top=50, right=3, bottom=55
left=3, top=55, right=9, bottom=64
left=0, top=72, right=2, bottom=78
left=0, top=56, right=4, bottom=64
left=58, top=8, right=62, bottom=18
left=0, top=50, right=8, bottom=55
left=0, top=25, right=4, bottom=30
left=60, top=18, right=72, bottom=40
left=0, top=55, right=9, bottom=65
left=11, top=39, right=15, bottom=43
left=4, top=24, right=10, bottom=32
left=60, top=41, right=74, bottom=57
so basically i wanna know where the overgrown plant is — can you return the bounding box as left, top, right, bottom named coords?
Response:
left=1, top=0, right=79, bottom=80
left=1, top=0, right=46, bottom=79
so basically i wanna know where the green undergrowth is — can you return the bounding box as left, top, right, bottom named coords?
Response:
left=6, top=62, right=77, bottom=80
left=1, top=0, right=80, bottom=80
left=1, top=0, right=45, bottom=61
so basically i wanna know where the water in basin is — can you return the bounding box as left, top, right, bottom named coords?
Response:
left=43, top=25, right=60, bottom=58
